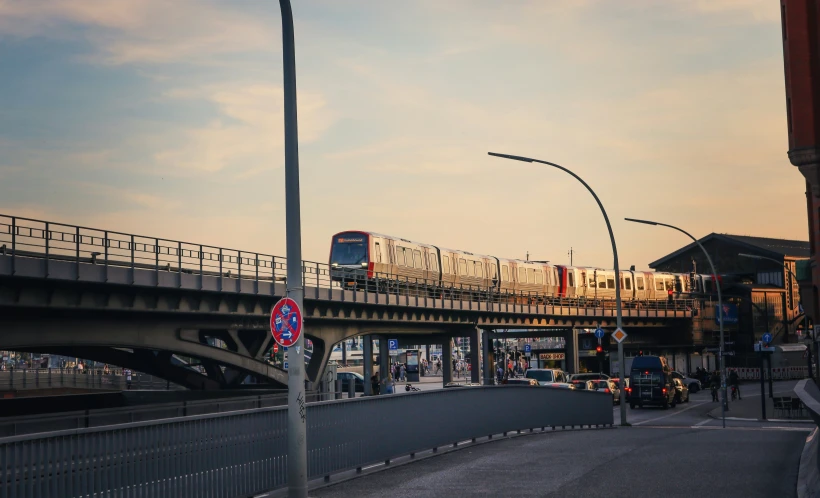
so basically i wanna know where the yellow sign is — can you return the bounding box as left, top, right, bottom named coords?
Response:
left=613, top=327, right=627, bottom=343
left=538, top=353, right=566, bottom=360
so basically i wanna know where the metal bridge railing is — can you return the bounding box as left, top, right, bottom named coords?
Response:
left=0, top=369, right=182, bottom=392
left=0, top=385, right=613, bottom=497
left=0, top=214, right=695, bottom=314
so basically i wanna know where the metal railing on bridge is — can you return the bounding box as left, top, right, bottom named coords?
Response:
left=0, top=385, right=613, bottom=497
left=0, top=214, right=695, bottom=313
left=0, top=369, right=182, bottom=392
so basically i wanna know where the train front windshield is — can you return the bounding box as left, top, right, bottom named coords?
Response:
left=331, top=237, right=368, bottom=266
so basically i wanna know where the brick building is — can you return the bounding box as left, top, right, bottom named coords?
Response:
left=781, top=1, right=820, bottom=338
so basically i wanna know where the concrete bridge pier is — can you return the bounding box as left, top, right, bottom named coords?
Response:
left=470, top=328, right=481, bottom=384
left=442, top=339, right=453, bottom=385
left=363, top=335, right=374, bottom=395
left=565, top=327, right=579, bottom=374
left=481, top=329, right=493, bottom=385
left=379, top=336, right=390, bottom=383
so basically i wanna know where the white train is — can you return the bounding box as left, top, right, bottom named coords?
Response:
left=329, top=231, right=718, bottom=302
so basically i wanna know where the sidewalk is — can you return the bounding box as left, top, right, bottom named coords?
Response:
left=706, top=386, right=812, bottom=422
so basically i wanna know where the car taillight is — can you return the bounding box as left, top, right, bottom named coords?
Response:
left=604, top=388, right=611, bottom=394
left=662, top=388, right=667, bottom=394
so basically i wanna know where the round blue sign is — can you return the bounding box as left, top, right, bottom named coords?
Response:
left=762, top=332, right=773, bottom=344
left=594, top=328, right=605, bottom=339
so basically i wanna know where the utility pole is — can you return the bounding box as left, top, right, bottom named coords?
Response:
left=568, top=247, right=574, bottom=266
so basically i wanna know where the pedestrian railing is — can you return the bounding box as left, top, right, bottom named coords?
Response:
left=0, top=369, right=181, bottom=392
left=0, top=385, right=613, bottom=497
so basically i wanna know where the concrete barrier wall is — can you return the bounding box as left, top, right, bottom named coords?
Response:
left=0, top=385, right=613, bottom=497
left=794, top=380, right=820, bottom=498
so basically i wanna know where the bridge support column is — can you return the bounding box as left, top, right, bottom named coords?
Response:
left=481, top=329, right=493, bottom=385
left=565, top=328, right=579, bottom=374
left=363, top=335, right=373, bottom=396
left=470, top=328, right=481, bottom=384
left=442, top=338, right=453, bottom=385
left=379, top=336, right=389, bottom=383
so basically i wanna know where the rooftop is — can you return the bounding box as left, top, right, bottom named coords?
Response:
left=649, top=233, right=810, bottom=268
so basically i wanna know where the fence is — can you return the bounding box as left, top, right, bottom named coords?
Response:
left=0, top=370, right=180, bottom=392
left=729, top=366, right=811, bottom=381
left=0, top=385, right=613, bottom=497
left=0, top=214, right=694, bottom=313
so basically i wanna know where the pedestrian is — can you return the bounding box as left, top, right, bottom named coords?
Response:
left=667, top=286, right=674, bottom=304
left=370, top=374, right=380, bottom=395
left=709, top=370, right=720, bottom=402
left=729, top=369, right=741, bottom=400
left=400, top=363, right=406, bottom=382
left=383, top=374, right=395, bottom=394
left=124, top=368, right=132, bottom=390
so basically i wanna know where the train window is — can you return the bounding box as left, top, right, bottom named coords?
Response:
left=535, top=271, right=543, bottom=284
left=619, top=276, right=624, bottom=289
left=598, top=279, right=606, bottom=289
left=490, top=265, right=498, bottom=279
left=589, top=278, right=595, bottom=287
left=519, top=267, right=527, bottom=283
left=413, top=250, right=422, bottom=269
left=430, top=257, right=438, bottom=272
left=527, top=269, right=536, bottom=283
left=568, top=272, right=574, bottom=287
left=396, top=247, right=405, bottom=266
left=655, top=280, right=664, bottom=291
left=625, top=278, right=632, bottom=290
left=374, top=242, right=382, bottom=263
left=606, top=278, right=615, bottom=289
left=475, top=262, right=483, bottom=278
left=502, top=265, right=509, bottom=281
left=636, top=277, right=644, bottom=290
left=665, top=280, right=673, bottom=291
left=458, top=258, right=468, bottom=275
left=705, top=280, right=713, bottom=293
left=443, top=255, right=450, bottom=273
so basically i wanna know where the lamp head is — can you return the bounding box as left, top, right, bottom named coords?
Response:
left=624, top=217, right=659, bottom=226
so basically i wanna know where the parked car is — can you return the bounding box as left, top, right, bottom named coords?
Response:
left=672, top=378, right=690, bottom=404
left=568, top=373, right=610, bottom=382
left=670, top=371, right=701, bottom=393
left=525, top=368, right=569, bottom=386
left=337, top=371, right=364, bottom=392
left=627, top=356, right=676, bottom=409
left=610, top=377, right=630, bottom=393
left=591, top=379, right=621, bottom=405
left=504, top=378, right=540, bottom=386
left=570, top=379, right=595, bottom=390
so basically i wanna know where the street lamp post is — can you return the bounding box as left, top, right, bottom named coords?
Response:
left=278, top=1, right=308, bottom=496
left=488, top=152, right=627, bottom=426
left=625, top=218, right=727, bottom=428
left=738, top=253, right=814, bottom=378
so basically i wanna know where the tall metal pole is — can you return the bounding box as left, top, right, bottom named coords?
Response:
left=626, top=218, right=726, bottom=428
left=488, top=152, right=627, bottom=426
left=279, top=1, right=307, bottom=496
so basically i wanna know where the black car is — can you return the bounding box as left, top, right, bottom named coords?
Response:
left=337, top=371, right=364, bottom=392
left=627, top=356, right=676, bottom=409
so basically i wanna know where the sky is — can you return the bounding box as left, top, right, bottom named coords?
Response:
left=0, top=0, right=805, bottom=269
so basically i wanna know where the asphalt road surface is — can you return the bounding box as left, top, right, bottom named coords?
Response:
left=309, top=380, right=814, bottom=498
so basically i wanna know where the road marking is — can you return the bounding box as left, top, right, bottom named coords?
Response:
left=361, top=463, right=384, bottom=471
left=693, top=419, right=711, bottom=427
left=632, top=402, right=710, bottom=426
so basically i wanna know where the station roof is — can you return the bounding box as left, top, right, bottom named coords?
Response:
left=649, top=233, right=810, bottom=268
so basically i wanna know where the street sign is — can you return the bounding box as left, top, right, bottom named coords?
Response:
left=594, top=328, right=605, bottom=339
left=612, top=327, right=627, bottom=343
left=283, top=362, right=289, bottom=369
left=524, top=344, right=532, bottom=353
left=273, top=343, right=279, bottom=353
left=762, top=332, right=773, bottom=344
left=388, top=339, right=399, bottom=350
left=284, top=352, right=289, bottom=360
left=270, top=297, right=302, bottom=347
left=539, top=353, right=566, bottom=361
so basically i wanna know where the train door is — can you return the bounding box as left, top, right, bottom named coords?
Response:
left=385, top=238, right=396, bottom=279
left=646, top=273, right=655, bottom=300
left=579, top=269, right=587, bottom=298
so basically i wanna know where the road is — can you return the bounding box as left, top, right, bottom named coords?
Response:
left=309, top=380, right=814, bottom=498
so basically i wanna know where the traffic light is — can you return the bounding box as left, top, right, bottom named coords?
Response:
left=595, top=345, right=603, bottom=354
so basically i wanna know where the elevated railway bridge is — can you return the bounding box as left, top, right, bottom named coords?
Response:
left=0, top=214, right=699, bottom=389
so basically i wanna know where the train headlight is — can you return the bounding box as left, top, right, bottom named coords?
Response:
left=331, top=263, right=339, bottom=267
left=361, top=263, right=367, bottom=267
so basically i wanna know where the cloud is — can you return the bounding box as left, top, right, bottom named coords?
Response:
left=153, top=84, right=334, bottom=175
left=0, top=0, right=277, bottom=64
